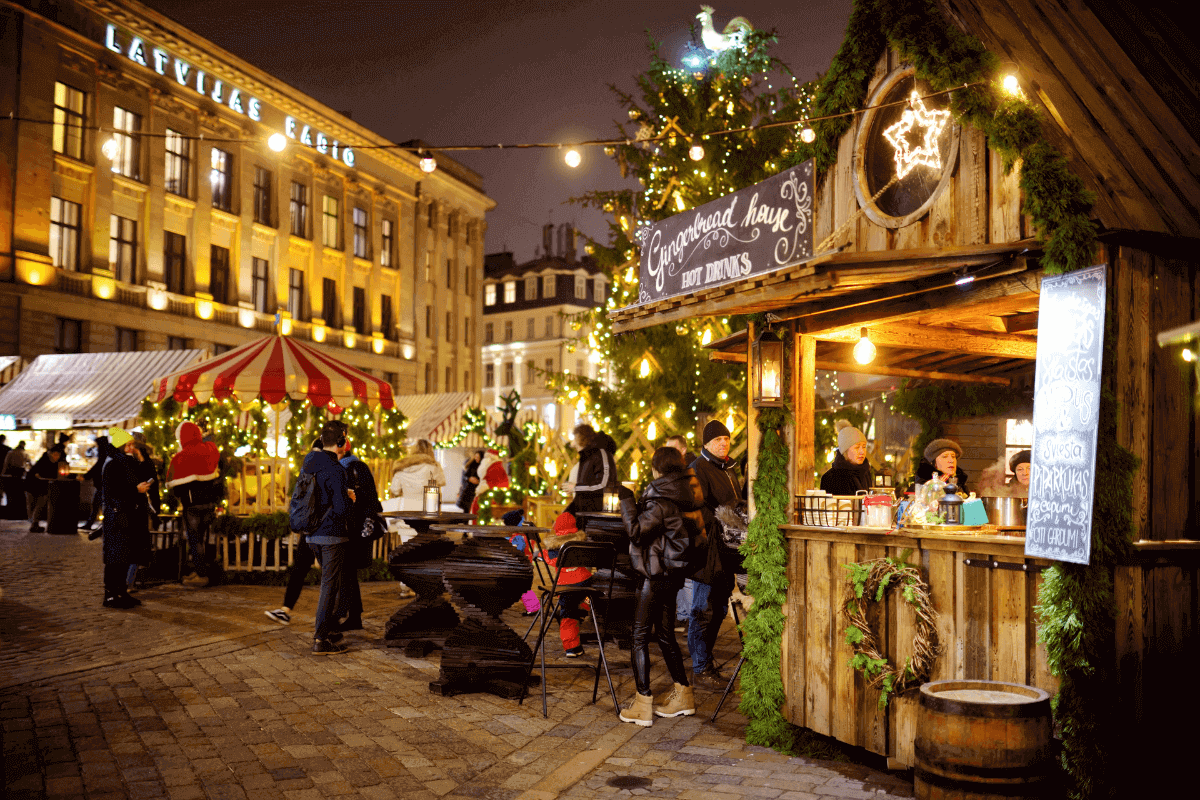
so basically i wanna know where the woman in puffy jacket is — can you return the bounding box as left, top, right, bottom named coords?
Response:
left=389, top=439, right=446, bottom=511
left=617, top=446, right=707, bottom=727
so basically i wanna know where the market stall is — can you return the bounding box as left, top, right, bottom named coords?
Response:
left=608, top=4, right=1199, bottom=789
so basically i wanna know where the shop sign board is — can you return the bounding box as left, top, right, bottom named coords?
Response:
left=637, top=160, right=814, bottom=304
left=30, top=413, right=73, bottom=430
left=1025, top=265, right=1106, bottom=565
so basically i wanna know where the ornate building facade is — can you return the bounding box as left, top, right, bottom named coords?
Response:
left=0, top=0, right=493, bottom=396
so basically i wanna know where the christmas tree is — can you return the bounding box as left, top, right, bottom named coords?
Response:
left=555, top=22, right=816, bottom=472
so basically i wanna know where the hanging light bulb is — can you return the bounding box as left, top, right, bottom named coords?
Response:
left=853, top=327, right=877, bottom=364
left=726, top=411, right=735, bottom=432
left=647, top=420, right=657, bottom=440
left=419, top=152, right=437, bottom=173
left=630, top=461, right=639, bottom=481
left=564, top=148, right=582, bottom=168
left=267, top=133, right=287, bottom=152
left=1002, top=74, right=1022, bottom=97
left=640, top=358, right=650, bottom=378
left=701, top=329, right=712, bottom=346
left=800, top=126, right=816, bottom=144
left=1184, top=348, right=1195, bottom=362
left=689, top=143, right=705, bottom=161
left=101, top=137, right=120, bottom=161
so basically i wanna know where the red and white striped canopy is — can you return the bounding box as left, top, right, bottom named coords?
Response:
left=150, top=334, right=394, bottom=411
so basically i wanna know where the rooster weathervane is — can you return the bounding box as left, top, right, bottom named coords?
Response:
left=696, top=5, right=754, bottom=52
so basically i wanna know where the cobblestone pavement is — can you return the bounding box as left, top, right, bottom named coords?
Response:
left=1, top=519, right=914, bottom=799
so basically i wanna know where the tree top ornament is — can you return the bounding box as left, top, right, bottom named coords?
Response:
left=696, top=5, right=754, bottom=52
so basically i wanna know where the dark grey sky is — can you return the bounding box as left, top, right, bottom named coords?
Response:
left=141, top=0, right=853, bottom=262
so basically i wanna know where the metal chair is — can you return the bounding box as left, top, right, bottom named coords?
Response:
left=518, top=541, right=620, bottom=718
left=709, top=589, right=749, bottom=722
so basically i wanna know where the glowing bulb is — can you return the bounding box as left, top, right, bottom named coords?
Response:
left=726, top=412, right=735, bottom=432
left=101, top=137, right=119, bottom=160
left=689, top=143, right=704, bottom=161
left=800, top=126, right=815, bottom=144
left=631, top=461, right=639, bottom=481
left=419, top=154, right=437, bottom=173
left=1184, top=348, right=1196, bottom=362
left=701, top=329, right=712, bottom=346
left=267, top=133, right=287, bottom=152
left=640, top=358, right=650, bottom=378
left=674, top=192, right=686, bottom=211
left=564, top=149, right=581, bottom=168
left=647, top=420, right=657, bottom=440
left=1002, top=74, right=1021, bottom=96
left=853, top=327, right=877, bottom=365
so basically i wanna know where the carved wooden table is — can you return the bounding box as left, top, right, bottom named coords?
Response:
left=382, top=511, right=474, bottom=656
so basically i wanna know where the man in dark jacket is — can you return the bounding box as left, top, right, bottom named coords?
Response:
left=339, top=441, right=380, bottom=631
left=305, top=420, right=355, bottom=655
left=26, top=445, right=65, bottom=532
left=571, top=425, right=618, bottom=512
left=687, top=419, right=744, bottom=691
left=100, top=428, right=151, bottom=608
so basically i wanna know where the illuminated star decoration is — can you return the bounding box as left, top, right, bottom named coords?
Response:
left=882, top=91, right=952, bottom=179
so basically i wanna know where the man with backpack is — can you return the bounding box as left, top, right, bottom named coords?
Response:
left=292, top=420, right=355, bottom=655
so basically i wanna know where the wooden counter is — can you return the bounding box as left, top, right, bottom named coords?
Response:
left=781, top=524, right=1056, bottom=768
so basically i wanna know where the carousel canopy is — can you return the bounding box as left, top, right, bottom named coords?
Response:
left=150, top=334, right=395, bottom=411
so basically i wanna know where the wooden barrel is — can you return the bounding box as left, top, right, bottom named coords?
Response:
left=915, top=680, right=1055, bottom=799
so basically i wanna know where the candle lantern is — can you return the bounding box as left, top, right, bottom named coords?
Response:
left=939, top=484, right=964, bottom=525
left=58, top=461, right=70, bottom=478
left=603, top=491, right=619, bottom=513
left=423, top=483, right=441, bottom=513
left=752, top=330, right=784, bottom=408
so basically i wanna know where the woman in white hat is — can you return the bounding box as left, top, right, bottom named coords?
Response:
left=820, top=420, right=873, bottom=495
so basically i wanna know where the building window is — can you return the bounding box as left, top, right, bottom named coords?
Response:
left=164, top=129, right=190, bottom=196
left=384, top=371, right=397, bottom=393
left=164, top=231, right=186, bottom=294
left=116, top=327, right=138, bottom=352
left=484, top=322, right=494, bottom=344
left=210, top=148, right=232, bottom=211
left=381, top=219, right=393, bottom=267
left=446, top=311, right=453, bottom=343
left=353, top=207, right=368, bottom=258
left=427, top=204, right=434, bottom=229
left=464, top=370, right=471, bottom=393
left=504, top=280, right=516, bottom=303
left=210, top=245, right=230, bottom=304
left=55, top=318, right=82, bottom=354
left=424, top=305, right=432, bottom=338
left=504, top=320, right=513, bottom=342
left=543, top=275, right=555, bottom=298
left=214, top=343, right=233, bottom=355
left=1005, top=418, right=1034, bottom=477
left=464, top=316, right=472, bottom=347
left=526, top=318, right=535, bottom=340
left=424, top=250, right=432, bottom=283
left=253, top=167, right=272, bottom=225
left=545, top=357, right=554, bottom=373
left=322, top=278, right=338, bottom=326
left=381, top=294, right=394, bottom=340
left=504, top=361, right=514, bottom=386
left=484, top=363, right=494, bottom=388
left=322, top=195, right=339, bottom=248
left=288, top=268, right=304, bottom=320
left=109, top=215, right=137, bottom=282
left=290, top=182, right=308, bottom=237
left=445, top=365, right=453, bottom=391
left=525, top=275, right=537, bottom=300
left=484, top=283, right=496, bottom=306
left=576, top=358, right=585, bottom=376
left=111, top=106, right=140, bottom=180
left=446, top=259, right=455, bottom=290
left=49, top=197, right=82, bottom=271
left=526, top=361, right=536, bottom=384
left=353, top=286, right=366, bottom=333
left=251, top=258, right=269, bottom=313
left=574, top=275, right=586, bottom=299
left=424, top=363, right=433, bottom=393
left=52, top=82, right=86, bottom=160
left=167, top=335, right=188, bottom=351
left=545, top=315, right=554, bottom=337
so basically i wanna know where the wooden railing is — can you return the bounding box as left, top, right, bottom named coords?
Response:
left=227, top=457, right=406, bottom=515
left=212, top=529, right=401, bottom=572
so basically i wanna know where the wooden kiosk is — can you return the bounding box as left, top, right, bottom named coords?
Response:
left=610, top=2, right=1199, bottom=778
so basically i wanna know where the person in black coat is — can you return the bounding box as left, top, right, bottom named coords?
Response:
left=100, top=428, right=151, bottom=609
left=26, top=445, right=65, bottom=532
left=915, top=438, right=969, bottom=493
left=820, top=421, right=874, bottom=496
left=571, top=425, right=618, bottom=512
left=456, top=450, right=483, bottom=512
left=686, top=419, right=744, bottom=691
left=338, top=443, right=380, bottom=630
left=618, top=446, right=706, bottom=726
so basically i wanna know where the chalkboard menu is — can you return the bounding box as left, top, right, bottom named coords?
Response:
left=1025, top=265, right=1107, bottom=565
left=637, top=161, right=814, bottom=304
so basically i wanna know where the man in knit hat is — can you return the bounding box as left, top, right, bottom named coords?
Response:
left=686, top=418, right=744, bottom=691
left=820, top=420, right=874, bottom=495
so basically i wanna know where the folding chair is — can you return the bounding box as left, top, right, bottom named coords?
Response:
left=710, top=585, right=749, bottom=722
left=518, top=541, right=620, bottom=718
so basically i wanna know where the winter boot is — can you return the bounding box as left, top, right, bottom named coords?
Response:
left=618, top=691, right=654, bottom=727
left=655, top=683, right=696, bottom=718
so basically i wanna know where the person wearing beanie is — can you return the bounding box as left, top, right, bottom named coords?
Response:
left=99, top=427, right=152, bottom=608
left=1008, top=449, right=1032, bottom=487
left=820, top=420, right=874, bottom=496
left=686, top=417, right=744, bottom=692
left=167, top=421, right=225, bottom=586
left=915, top=438, right=968, bottom=491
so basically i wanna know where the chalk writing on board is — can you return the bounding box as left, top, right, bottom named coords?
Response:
left=1025, top=264, right=1106, bottom=565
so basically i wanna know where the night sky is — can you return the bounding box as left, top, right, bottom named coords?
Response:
left=140, top=0, right=854, bottom=263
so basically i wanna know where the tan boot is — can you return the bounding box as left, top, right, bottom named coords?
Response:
left=655, top=683, right=696, bottom=718
left=619, top=692, right=654, bottom=727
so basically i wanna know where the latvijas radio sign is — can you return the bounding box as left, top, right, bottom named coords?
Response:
left=637, top=160, right=814, bottom=304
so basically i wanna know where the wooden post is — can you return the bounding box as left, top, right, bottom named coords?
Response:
left=746, top=321, right=760, bottom=518
left=796, top=334, right=817, bottom=493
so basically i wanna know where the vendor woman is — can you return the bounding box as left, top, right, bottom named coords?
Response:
left=820, top=421, right=873, bottom=495
left=916, top=438, right=968, bottom=492
left=1009, top=449, right=1031, bottom=492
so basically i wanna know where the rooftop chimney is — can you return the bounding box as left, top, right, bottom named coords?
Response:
left=542, top=224, right=555, bottom=258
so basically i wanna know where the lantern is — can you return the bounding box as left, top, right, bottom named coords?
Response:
left=58, top=460, right=71, bottom=478
left=423, top=483, right=441, bottom=513
left=751, top=330, right=784, bottom=408
left=603, top=491, right=619, bottom=513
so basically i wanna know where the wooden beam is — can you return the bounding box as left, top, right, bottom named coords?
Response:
left=710, top=351, right=747, bottom=364
left=815, top=360, right=1012, bottom=386
left=817, top=323, right=1038, bottom=359
left=913, top=293, right=1041, bottom=326
left=1003, top=311, right=1040, bottom=333
left=797, top=335, right=816, bottom=492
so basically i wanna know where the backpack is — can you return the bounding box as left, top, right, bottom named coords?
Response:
left=288, top=470, right=325, bottom=533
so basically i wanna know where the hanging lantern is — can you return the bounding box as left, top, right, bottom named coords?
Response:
left=752, top=330, right=785, bottom=408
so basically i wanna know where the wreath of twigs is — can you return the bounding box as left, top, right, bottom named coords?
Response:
left=842, top=557, right=940, bottom=709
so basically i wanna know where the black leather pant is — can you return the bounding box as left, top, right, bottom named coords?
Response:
left=630, top=573, right=690, bottom=696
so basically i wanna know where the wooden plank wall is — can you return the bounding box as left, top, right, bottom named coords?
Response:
left=784, top=529, right=1057, bottom=766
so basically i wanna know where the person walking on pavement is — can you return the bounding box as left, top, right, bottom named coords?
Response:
left=617, top=446, right=707, bottom=726
left=0, top=434, right=9, bottom=509
left=687, top=419, right=744, bottom=691
left=456, top=449, right=484, bottom=512
left=26, top=444, right=65, bottom=532
left=99, top=428, right=152, bottom=609
left=338, top=438, right=379, bottom=632
left=266, top=439, right=322, bottom=626
left=305, top=420, right=356, bottom=655
left=167, top=421, right=224, bottom=586
left=124, top=435, right=159, bottom=593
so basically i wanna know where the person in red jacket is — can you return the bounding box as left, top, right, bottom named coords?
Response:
left=167, top=421, right=224, bottom=586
